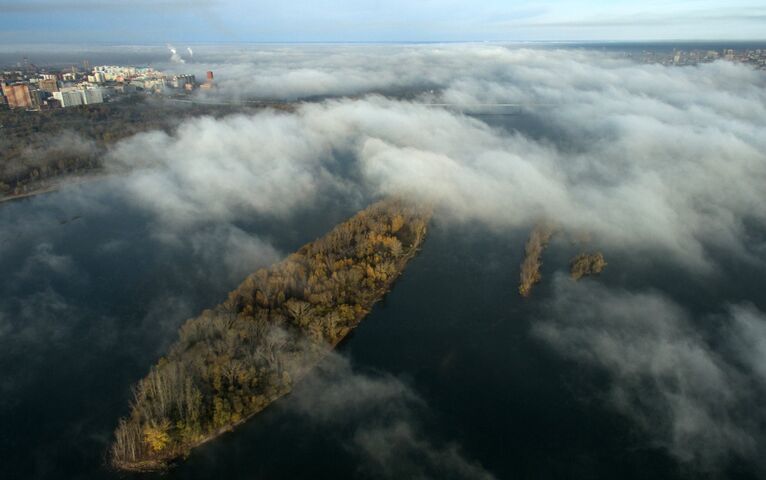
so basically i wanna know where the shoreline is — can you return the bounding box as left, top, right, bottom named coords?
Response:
left=0, top=171, right=108, bottom=204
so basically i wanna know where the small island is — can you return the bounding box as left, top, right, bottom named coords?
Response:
left=570, top=252, right=607, bottom=280
left=518, top=225, right=553, bottom=297
left=110, top=198, right=430, bottom=471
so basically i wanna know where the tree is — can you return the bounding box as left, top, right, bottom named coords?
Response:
left=284, top=299, right=312, bottom=327
left=143, top=419, right=171, bottom=453
left=391, top=214, right=405, bottom=233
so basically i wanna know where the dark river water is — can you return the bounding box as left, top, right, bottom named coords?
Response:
left=1, top=176, right=763, bottom=480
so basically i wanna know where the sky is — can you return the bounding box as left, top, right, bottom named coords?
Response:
left=1, top=0, right=765, bottom=44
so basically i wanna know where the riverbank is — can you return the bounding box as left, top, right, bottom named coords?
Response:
left=0, top=171, right=106, bottom=204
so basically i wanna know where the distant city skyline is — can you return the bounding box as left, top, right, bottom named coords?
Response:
left=1, top=0, right=765, bottom=44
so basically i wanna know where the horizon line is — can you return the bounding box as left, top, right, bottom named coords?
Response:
left=1, top=39, right=766, bottom=48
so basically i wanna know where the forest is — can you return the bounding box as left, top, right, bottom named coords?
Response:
left=0, top=97, right=288, bottom=199
left=110, top=198, right=431, bottom=471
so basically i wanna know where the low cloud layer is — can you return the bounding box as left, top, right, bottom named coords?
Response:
left=99, top=50, right=766, bottom=472
left=534, top=276, right=766, bottom=472
left=108, top=112, right=346, bottom=228
left=289, top=352, right=496, bottom=479
left=110, top=47, right=765, bottom=273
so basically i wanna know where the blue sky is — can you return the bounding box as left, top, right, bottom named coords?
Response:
left=1, top=0, right=765, bottom=43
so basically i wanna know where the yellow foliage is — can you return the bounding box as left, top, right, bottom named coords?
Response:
left=143, top=420, right=171, bottom=452
left=391, top=214, right=404, bottom=233
left=212, top=365, right=223, bottom=392
left=213, top=396, right=231, bottom=428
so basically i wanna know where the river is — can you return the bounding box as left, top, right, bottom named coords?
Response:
left=1, top=170, right=763, bottom=479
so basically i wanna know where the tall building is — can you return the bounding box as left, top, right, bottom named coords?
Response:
left=82, top=88, right=103, bottom=105
left=95, top=65, right=139, bottom=81
left=52, top=89, right=83, bottom=108
left=52, top=87, right=104, bottom=107
left=39, top=78, right=59, bottom=93
left=133, top=77, right=167, bottom=91
left=171, top=74, right=195, bottom=89
left=1, top=82, right=33, bottom=109
left=88, top=72, right=105, bottom=84
left=200, top=70, right=215, bottom=90
left=29, top=89, right=44, bottom=109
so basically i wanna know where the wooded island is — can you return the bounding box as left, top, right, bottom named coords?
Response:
left=110, top=198, right=430, bottom=471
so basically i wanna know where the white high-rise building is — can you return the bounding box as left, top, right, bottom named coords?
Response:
left=51, top=87, right=104, bottom=107
left=82, top=88, right=103, bottom=104
left=88, top=72, right=106, bottom=84
left=52, top=90, right=83, bottom=107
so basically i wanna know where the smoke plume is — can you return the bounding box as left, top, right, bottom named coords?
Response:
left=167, top=44, right=185, bottom=64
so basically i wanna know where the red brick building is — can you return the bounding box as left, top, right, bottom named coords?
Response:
left=1, top=83, right=34, bottom=109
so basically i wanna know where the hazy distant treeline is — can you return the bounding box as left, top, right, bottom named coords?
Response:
left=0, top=97, right=283, bottom=198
